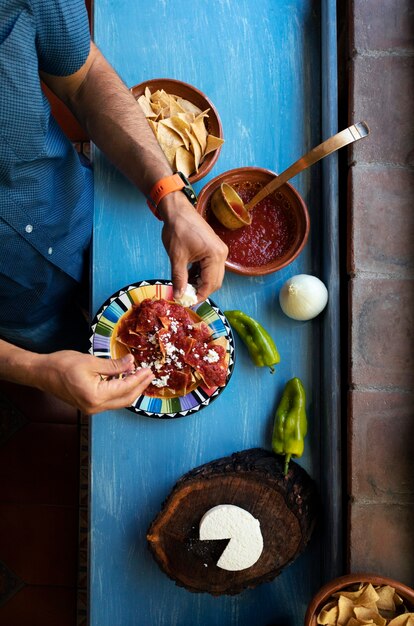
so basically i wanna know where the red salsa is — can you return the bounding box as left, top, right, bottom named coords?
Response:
left=114, top=298, right=228, bottom=398
left=207, top=181, right=296, bottom=267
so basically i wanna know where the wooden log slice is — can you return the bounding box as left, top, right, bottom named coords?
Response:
left=147, top=447, right=318, bottom=595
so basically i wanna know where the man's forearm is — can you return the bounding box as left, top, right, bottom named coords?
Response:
left=53, top=44, right=173, bottom=195
left=39, top=42, right=228, bottom=300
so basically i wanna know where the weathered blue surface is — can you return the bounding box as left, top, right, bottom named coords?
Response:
left=90, top=1, right=341, bottom=624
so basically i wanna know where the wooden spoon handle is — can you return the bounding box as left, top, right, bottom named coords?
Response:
left=245, top=121, right=370, bottom=211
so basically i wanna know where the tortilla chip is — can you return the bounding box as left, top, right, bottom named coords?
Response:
left=337, top=595, right=356, bottom=625
left=186, top=129, right=202, bottom=171
left=176, top=111, right=195, bottom=123
left=161, top=116, right=191, bottom=149
left=168, top=94, right=186, bottom=115
left=334, top=585, right=379, bottom=607
left=346, top=619, right=374, bottom=626
left=317, top=601, right=339, bottom=625
left=175, top=146, right=195, bottom=178
left=175, top=96, right=203, bottom=116
left=211, top=336, right=228, bottom=350
left=356, top=585, right=381, bottom=608
left=137, top=94, right=157, bottom=118
left=191, top=114, right=208, bottom=153
left=354, top=607, right=387, bottom=626
left=147, top=119, right=158, bottom=136
left=388, top=615, right=414, bottom=626
left=204, top=133, right=225, bottom=156
left=150, top=101, right=163, bottom=117
left=156, top=124, right=183, bottom=166
left=377, top=587, right=398, bottom=613
left=152, top=89, right=170, bottom=108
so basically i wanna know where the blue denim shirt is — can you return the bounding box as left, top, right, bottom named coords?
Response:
left=0, top=0, right=93, bottom=333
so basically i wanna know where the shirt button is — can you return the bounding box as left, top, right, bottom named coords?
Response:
left=25, top=224, right=33, bottom=233
left=48, top=247, right=53, bottom=255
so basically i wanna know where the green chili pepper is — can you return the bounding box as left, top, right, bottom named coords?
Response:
left=272, top=377, right=307, bottom=475
left=224, top=310, right=280, bottom=372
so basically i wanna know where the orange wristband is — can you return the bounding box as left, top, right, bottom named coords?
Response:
left=147, top=173, right=186, bottom=219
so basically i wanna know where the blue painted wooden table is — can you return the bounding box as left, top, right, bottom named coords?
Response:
left=90, top=1, right=341, bottom=624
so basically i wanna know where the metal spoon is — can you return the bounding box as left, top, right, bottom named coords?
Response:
left=210, top=121, right=370, bottom=230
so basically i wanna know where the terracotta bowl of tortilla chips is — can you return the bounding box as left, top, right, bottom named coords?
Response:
left=131, top=78, right=224, bottom=183
left=305, top=573, right=414, bottom=626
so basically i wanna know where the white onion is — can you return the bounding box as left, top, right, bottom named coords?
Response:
left=279, top=274, right=328, bottom=321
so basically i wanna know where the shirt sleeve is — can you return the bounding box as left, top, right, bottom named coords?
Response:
left=29, top=0, right=91, bottom=76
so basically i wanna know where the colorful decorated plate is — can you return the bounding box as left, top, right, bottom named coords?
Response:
left=90, top=279, right=235, bottom=418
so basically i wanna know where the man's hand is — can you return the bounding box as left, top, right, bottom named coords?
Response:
left=36, top=351, right=155, bottom=414
left=0, top=340, right=154, bottom=414
left=159, top=192, right=228, bottom=302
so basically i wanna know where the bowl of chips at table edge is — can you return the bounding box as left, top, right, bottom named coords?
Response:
left=89, top=280, right=235, bottom=419
left=130, top=78, right=224, bottom=183
left=304, top=573, right=414, bottom=626
left=196, top=167, right=310, bottom=276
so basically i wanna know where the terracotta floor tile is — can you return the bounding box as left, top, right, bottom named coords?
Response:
left=0, top=503, right=78, bottom=587
left=0, top=422, right=79, bottom=506
left=0, top=586, right=77, bottom=626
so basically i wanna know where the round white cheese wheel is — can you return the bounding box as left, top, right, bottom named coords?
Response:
left=199, top=504, right=263, bottom=571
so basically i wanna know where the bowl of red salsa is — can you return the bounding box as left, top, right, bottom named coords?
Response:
left=196, top=167, right=310, bottom=275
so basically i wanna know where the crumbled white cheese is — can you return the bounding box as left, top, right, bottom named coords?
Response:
left=175, top=284, right=198, bottom=307
left=164, top=342, right=177, bottom=357
left=199, top=504, right=263, bottom=571
left=151, top=374, right=170, bottom=388
left=203, top=349, right=219, bottom=363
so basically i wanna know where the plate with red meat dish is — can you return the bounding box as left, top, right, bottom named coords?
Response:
left=90, top=280, right=235, bottom=418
